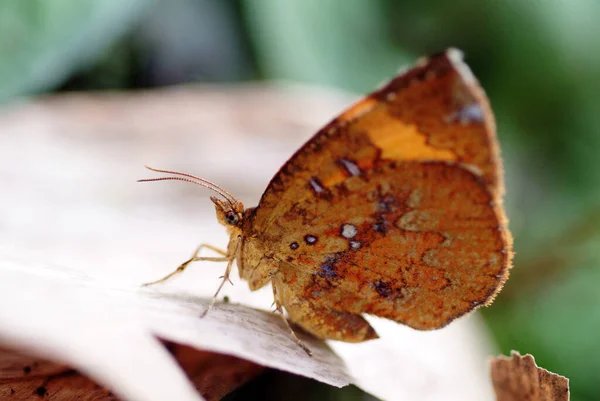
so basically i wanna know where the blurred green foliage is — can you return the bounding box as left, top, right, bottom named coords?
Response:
left=0, top=0, right=153, bottom=101
left=2, top=0, right=600, bottom=399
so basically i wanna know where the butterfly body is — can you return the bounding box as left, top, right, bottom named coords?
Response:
left=143, top=48, right=512, bottom=348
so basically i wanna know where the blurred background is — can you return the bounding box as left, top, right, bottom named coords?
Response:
left=1, top=0, right=600, bottom=400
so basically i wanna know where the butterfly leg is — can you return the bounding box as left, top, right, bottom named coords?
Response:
left=142, top=243, right=228, bottom=287
left=271, top=277, right=312, bottom=356
left=200, top=236, right=241, bottom=317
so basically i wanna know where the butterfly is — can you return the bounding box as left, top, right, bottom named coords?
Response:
left=140, top=48, right=512, bottom=356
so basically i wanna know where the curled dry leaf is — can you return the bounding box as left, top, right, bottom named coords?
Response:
left=0, top=343, right=264, bottom=401
left=0, top=369, right=117, bottom=401
left=0, top=347, right=69, bottom=380
left=0, top=348, right=99, bottom=401
left=165, top=342, right=265, bottom=401
left=0, top=83, right=497, bottom=400
left=491, top=351, right=570, bottom=401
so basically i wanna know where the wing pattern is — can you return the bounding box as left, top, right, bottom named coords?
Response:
left=243, top=49, right=512, bottom=339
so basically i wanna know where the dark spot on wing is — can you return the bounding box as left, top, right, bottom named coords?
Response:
left=318, top=264, right=338, bottom=279
left=317, top=254, right=344, bottom=279
left=372, top=215, right=390, bottom=234
left=372, top=280, right=393, bottom=298
left=377, top=194, right=398, bottom=212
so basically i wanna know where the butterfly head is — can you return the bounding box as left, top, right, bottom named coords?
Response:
left=138, top=166, right=245, bottom=231
left=210, top=196, right=245, bottom=228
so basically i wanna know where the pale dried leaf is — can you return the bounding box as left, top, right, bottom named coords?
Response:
left=491, top=351, right=570, bottom=401
left=0, top=251, right=349, bottom=398
left=0, top=255, right=205, bottom=401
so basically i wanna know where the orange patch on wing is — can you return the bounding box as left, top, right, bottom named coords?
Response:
left=356, top=106, right=457, bottom=162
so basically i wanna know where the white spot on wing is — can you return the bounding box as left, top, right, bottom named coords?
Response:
left=339, top=159, right=361, bottom=177
left=341, top=223, right=357, bottom=239
left=445, top=103, right=484, bottom=125
left=350, top=240, right=361, bottom=250
left=308, top=178, right=324, bottom=193
left=459, top=103, right=484, bottom=124
left=304, top=235, right=318, bottom=245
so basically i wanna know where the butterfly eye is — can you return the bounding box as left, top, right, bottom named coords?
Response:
left=225, top=211, right=239, bottom=225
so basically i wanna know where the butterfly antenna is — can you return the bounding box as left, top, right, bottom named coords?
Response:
left=138, top=166, right=237, bottom=205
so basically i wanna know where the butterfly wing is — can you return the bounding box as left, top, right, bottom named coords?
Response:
left=246, top=48, right=512, bottom=336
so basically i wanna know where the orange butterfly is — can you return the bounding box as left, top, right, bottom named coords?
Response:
left=140, top=48, right=512, bottom=356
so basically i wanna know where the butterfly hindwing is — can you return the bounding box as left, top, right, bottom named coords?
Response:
left=280, top=161, right=507, bottom=330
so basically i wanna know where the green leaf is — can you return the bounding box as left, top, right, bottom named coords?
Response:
left=0, top=0, right=154, bottom=102
left=242, top=0, right=410, bottom=92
